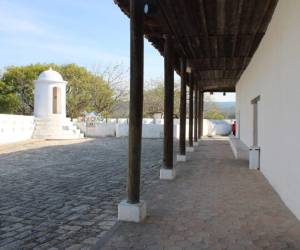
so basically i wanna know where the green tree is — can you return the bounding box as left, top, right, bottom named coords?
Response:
left=1, top=64, right=49, bottom=115
left=0, top=81, right=19, bottom=113
left=143, top=79, right=180, bottom=117
left=203, top=94, right=226, bottom=120
left=0, top=64, right=122, bottom=118
left=204, top=110, right=225, bottom=120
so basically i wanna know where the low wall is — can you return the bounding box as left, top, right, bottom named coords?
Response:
left=0, top=114, right=35, bottom=144
left=203, top=120, right=232, bottom=137
left=75, top=119, right=233, bottom=139
left=74, top=121, right=116, bottom=137
left=0, top=116, right=232, bottom=143
left=117, top=124, right=165, bottom=138
left=116, top=123, right=179, bottom=138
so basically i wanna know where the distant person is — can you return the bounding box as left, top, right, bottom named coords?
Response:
left=232, top=121, right=236, bottom=136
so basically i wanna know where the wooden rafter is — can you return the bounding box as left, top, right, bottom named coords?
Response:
left=114, top=0, right=278, bottom=91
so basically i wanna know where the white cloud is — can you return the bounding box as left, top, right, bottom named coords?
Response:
left=0, top=0, right=129, bottom=66
left=0, top=1, right=44, bottom=34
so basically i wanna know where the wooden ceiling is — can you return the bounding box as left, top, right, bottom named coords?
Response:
left=114, top=0, right=278, bottom=91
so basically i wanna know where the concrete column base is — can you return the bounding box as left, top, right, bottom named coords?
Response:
left=160, top=168, right=176, bottom=180
left=249, top=146, right=260, bottom=170
left=176, top=154, right=186, bottom=162
left=118, top=200, right=147, bottom=223
left=186, top=147, right=194, bottom=152
left=193, top=142, right=198, bottom=147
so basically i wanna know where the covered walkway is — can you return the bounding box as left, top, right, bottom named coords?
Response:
left=101, top=138, right=300, bottom=250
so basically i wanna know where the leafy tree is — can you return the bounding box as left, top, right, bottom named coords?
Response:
left=143, top=79, right=180, bottom=117
left=0, top=81, right=19, bottom=113
left=0, top=64, right=126, bottom=118
left=204, top=110, right=225, bottom=120
left=203, top=94, right=226, bottom=120
left=1, top=64, right=49, bottom=115
left=93, top=64, right=129, bottom=118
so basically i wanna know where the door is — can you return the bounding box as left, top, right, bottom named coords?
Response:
left=251, top=96, right=260, bottom=146
left=53, top=87, right=61, bottom=114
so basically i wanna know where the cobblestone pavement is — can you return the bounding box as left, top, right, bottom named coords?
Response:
left=0, top=138, right=164, bottom=250
left=101, top=138, right=300, bottom=250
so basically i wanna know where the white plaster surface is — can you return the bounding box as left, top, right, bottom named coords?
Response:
left=0, top=115, right=34, bottom=144
left=116, top=123, right=177, bottom=139
left=249, top=147, right=260, bottom=170
left=236, top=0, right=300, bottom=219
left=34, top=68, right=67, bottom=118
left=76, top=122, right=116, bottom=137
left=75, top=119, right=231, bottom=139
left=160, top=168, right=176, bottom=180
left=32, top=69, right=83, bottom=140
left=186, top=147, right=194, bottom=152
left=176, top=155, right=186, bottom=162
left=118, top=200, right=147, bottom=223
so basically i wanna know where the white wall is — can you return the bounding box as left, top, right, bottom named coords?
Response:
left=34, top=82, right=67, bottom=118
left=115, top=119, right=231, bottom=139
left=236, top=0, right=300, bottom=220
left=116, top=123, right=166, bottom=138
left=0, top=115, right=35, bottom=144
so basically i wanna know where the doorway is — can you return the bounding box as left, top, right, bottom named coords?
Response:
left=251, top=96, right=260, bottom=146
left=53, top=87, right=61, bottom=114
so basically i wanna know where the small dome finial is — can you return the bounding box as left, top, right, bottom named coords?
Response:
left=36, top=67, right=65, bottom=83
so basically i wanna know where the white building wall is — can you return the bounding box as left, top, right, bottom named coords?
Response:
left=236, top=0, right=300, bottom=220
left=0, top=115, right=35, bottom=144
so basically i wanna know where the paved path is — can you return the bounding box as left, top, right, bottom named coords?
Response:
left=101, top=138, right=300, bottom=250
left=0, top=138, right=164, bottom=250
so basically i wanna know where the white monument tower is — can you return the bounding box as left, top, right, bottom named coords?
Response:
left=32, top=68, right=83, bottom=139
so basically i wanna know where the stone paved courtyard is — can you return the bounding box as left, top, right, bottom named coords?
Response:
left=0, top=138, right=164, bottom=250
left=1, top=138, right=300, bottom=250
left=101, top=138, right=300, bottom=250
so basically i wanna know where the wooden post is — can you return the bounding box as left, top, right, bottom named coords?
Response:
left=188, top=74, right=194, bottom=148
left=194, top=83, right=198, bottom=143
left=127, top=0, right=144, bottom=204
left=163, top=35, right=174, bottom=169
left=179, top=58, right=187, bottom=156
left=198, top=90, right=203, bottom=139
left=200, top=91, right=204, bottom=138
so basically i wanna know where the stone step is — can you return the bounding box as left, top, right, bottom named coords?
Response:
left=32, top=117, right=84, bottom=140
left=33, top=129, right=81, bottom=136
left=35, top=117, right=71, bottom=122
left=35, top=120, right=74, bottom=125
left=34, top=124, right=79, bottom=130
left=32, top=133, right=84, bottom=140
left=32, top=129, right=83, bottom=136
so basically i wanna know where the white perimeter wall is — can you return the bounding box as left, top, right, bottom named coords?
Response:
left=0, top=115, right=35, bottom=144
left=75, top=119, right=232, bottom=139
left=236, top=0, right=300, bottom=220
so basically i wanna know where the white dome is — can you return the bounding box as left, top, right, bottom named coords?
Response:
left=37, top=68, right=65, bottom=82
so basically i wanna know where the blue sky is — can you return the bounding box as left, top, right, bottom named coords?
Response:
left=0, top=0, right=235, bottom=102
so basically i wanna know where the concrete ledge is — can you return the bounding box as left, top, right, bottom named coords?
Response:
left=193, top=142, right=198, bottom=147
left=186, top=147, right=194, bottom=152
left=160, top=168, right=176, bottom=180
left=118, top=200, right=146, bottom=223
left=229, top=136, right=249, bottom=161
left=176, top=154, right=186, bottom=162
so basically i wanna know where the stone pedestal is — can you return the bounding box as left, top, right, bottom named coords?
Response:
left=176, top=154, right=186, bottom=162
left=249, top=146, right=260, bottom=170
left=187, top=147, right=194, bottom=152
left=160, top=168, right=176, bottom=180
left=118, top=200, right=146, bottom=222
